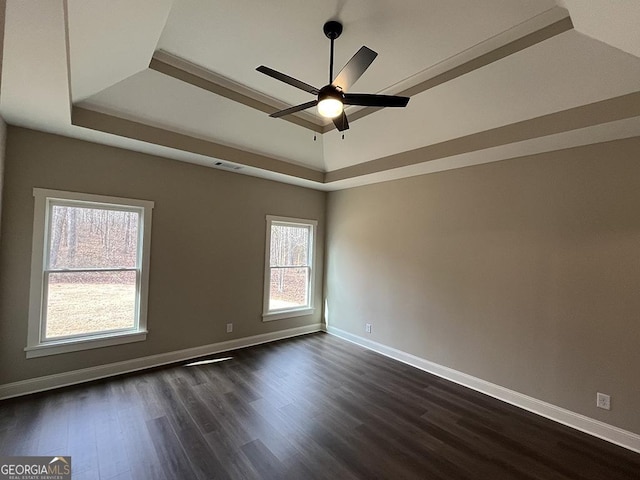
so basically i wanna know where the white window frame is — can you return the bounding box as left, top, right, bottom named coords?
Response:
left=263, top=215, right=317, bottom=321
left=25, top=188, right=154, bottom=358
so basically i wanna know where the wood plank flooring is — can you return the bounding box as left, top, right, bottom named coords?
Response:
left=1, top=332, right=639, bottom=479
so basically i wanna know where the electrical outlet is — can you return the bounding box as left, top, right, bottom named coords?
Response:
left=365, top=323, right=372, bottom=334
left=596, top=392, right=611, bottom=410
left=226, top=323, right=233, bottom=333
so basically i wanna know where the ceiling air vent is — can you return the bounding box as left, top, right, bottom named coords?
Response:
left=213, top=161, right=242, bottom=171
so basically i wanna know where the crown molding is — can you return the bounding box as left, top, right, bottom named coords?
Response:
left=72, top=88, right=640, bottom=188
left=150, top=50, right=325, bottom=133
left=71, top=106, right=325, bottom=183
left=326, top=91, right=640, bottom=182
left=343, top=15, right=574, bottom=128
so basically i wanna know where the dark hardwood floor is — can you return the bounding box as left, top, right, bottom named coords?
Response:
left=1, top=332, right=639, bottom=479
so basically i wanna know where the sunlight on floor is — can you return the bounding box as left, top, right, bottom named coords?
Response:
left=184, top=357, right=233, bottom=367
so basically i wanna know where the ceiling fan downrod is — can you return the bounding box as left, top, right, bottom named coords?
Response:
left=323, top=21, right=343, bottom=84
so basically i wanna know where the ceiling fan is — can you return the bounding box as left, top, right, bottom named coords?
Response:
left=256, top=21, right=410, bottom=132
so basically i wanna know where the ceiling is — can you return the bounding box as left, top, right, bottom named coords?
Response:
left=1, top=0, right=640, bottom=191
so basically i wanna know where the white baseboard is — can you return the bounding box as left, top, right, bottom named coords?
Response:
left=325, top=325, right=640, bottom=454
left=0, top=323, right=322, bottom=400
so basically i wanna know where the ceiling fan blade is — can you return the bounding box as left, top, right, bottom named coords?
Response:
left=332, top=112, right=349, bottom=132
left=332, top=46, right=378, bottom=91
left=270, top=100, right=318, bottom=118
left=344, top=93, right=410, bottom=108
left=256, top=66, right=320, bottom=95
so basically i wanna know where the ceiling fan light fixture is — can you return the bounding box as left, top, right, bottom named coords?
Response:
left=317, top=85, right=344, bottom=118
left=317, top=97, right=343, bottom=118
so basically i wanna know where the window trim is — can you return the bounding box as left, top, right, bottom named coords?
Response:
left=25, top=188, right=154, bottom=358
left=262, top=215, right=317, bottom=321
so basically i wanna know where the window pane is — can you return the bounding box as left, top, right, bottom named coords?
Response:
left=270, top=224, right=309, bottom=267
left=269, top=267, right=309, bottom=310
left=48, top=205, right=139, bottom=269
left=45, top=270, right=137, bottom=339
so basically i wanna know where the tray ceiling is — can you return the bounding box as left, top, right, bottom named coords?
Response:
left=1, top=0, right=640, bottom=190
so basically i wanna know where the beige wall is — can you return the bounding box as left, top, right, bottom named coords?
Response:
left=0, top=127, right=325, bottom=384
left=3, top=124, right=639, bottom=437
left=326, top=137, right=640, bottom=435
left=0, top=117, right=5, bottom=236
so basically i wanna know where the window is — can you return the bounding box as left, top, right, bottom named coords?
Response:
left=26, top=189, right=154, bottom=358
left=263, top=216, right=317, bottom=321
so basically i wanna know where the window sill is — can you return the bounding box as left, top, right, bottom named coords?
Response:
left=262, top=308, right=315, bottom=322
left=24, top=330, right=147, bottom=358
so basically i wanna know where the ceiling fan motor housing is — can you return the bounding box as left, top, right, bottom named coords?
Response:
left=318, top=84, right=344, bottom=102
left=323, top=21, right=343, bottom=40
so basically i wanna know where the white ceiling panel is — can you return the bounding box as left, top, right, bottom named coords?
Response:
left=80, top=69, right=325, bottom=170
left=0, top=0, right=70, bottom=127
left=323, top=31, right=640, bottom=170
left=67, top=0, right=174, bottom=101
left=559, top=0, right=640, bottom=59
